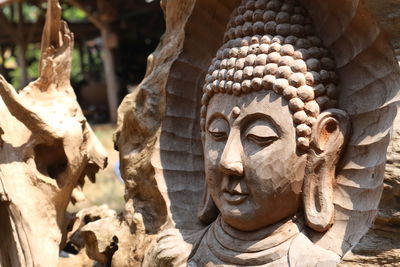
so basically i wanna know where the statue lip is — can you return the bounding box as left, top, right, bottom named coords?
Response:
left=222, top=190, right=249, bottom=205
left=221, top=175, right=249, bottom=204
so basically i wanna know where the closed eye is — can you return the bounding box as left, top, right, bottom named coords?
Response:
left=208, top=117, right=229, bottom=141
left=245, top=120, right=279, bottom=147
left=210, top=131, right=228, bottom=140
left=247, top=134, right=278, bottom=146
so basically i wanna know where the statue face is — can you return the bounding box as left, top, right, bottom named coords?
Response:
left=204, top=90, right=308, bottom=231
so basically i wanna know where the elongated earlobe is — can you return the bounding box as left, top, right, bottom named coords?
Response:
left=304, top=109, right=350, bottom=232
left=198, top=184, right=219, bottom=224
left=199, top=131, right=219, bottom=224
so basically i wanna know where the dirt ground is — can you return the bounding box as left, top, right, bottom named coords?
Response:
left=67, top=124, right=125, bottom=213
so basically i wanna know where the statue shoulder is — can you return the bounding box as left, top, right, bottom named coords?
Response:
left=288, top=232, right=340, bottom=267
left=143, top=227, right=209, bottom=267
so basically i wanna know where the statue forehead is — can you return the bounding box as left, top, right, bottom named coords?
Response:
left=206, top=90, right=292, bottom=123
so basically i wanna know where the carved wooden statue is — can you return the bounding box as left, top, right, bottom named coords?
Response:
left=1, top=0, right=399, bottom=266
left=110, top=0, right=400, bottom=266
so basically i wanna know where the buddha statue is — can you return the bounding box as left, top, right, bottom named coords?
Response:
left=146, top=0, right=351, bottom=266
left=185, top=1, right=351, bottom=265
left=110, top=0, right=399, bottom=266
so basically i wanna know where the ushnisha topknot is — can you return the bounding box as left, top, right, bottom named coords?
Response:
left=200, top=0, right=338, bottom=150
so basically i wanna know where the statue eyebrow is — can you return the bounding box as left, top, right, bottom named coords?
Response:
left=206, top=112, right=228, bottom=129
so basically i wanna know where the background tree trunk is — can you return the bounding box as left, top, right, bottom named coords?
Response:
left=101, top=27, right=119, bottom=123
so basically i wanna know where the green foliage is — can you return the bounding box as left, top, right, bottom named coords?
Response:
left=62, top=5, right=87, bottom=22
left=22, top=3, right=41, bottom=23
left=9, top=63, right=21, bottom=90
left=26, top=44, right=41, bottom=79
left=2, top=3, right=41, bottom=23
left=8, top=45, right=90, bottom=89
left=3, top=2, right=99, bottom=90
left=7, top=44, right=40, bottom=89
left=71, top=48, right=83, bottom=84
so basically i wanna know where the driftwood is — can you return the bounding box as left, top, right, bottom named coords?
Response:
left=0, top=0, right=106, bottom=266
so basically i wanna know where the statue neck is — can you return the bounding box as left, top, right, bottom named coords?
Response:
left=192, top=214, right=304, bottom=266
left=216, top=214, right=304, bottom=251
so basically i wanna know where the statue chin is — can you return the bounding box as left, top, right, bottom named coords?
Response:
left=215, top=189, right=304, bottom=232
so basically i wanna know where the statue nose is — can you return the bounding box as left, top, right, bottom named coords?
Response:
left=219, top=131, right=244, bottom=176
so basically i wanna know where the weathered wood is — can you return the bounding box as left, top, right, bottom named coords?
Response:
left=0, top=0, right=106, bottom=266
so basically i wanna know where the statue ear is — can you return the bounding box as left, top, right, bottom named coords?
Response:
left=198, top=183, right=219, bottom=224
left=303, top=108, right=350, bottom=232
left=199, top=132, right=219, bottom=224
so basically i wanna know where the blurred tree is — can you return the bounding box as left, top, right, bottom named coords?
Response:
left=0, top=0, right=164, bottom=122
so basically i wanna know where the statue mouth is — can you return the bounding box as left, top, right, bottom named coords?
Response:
left=222, top=191, right=249, bottom=205
left=221, top=175, right=249, bottom=205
